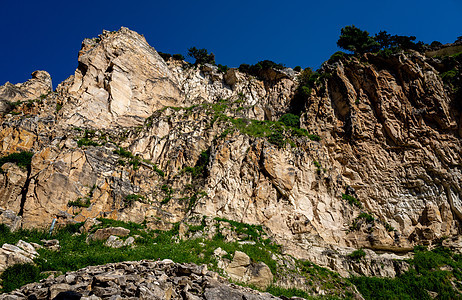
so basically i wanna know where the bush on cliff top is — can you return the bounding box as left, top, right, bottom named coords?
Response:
left=188, top=47, right=216, bottom=65
left=337, top=25, right=427, bottom=55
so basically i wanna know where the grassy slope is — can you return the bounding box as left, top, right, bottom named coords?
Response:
left=0, top=219, right=351, bottom=299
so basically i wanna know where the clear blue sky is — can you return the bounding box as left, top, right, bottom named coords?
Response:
left=1, top=0, right=461, bottom=88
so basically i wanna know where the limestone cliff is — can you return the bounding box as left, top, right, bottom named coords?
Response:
left=0, top=27, right=461, bottom=277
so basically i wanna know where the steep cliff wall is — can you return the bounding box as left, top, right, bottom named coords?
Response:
left=0, top=27, right=461, bottom=276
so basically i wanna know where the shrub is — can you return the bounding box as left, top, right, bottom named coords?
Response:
left=384, top=222, right=395, bottom=232
left=158, top=52, right=172, bottom=61
left=113, top=147, right=134, bottom=159
left=0, top=151, right=33, bottom=170
left=77, top=138, right=100, bottom=147
left=160, top=184, right=173, bottom=204
left=377, top=48, right=395, bottom=58
left=268, top=131, right=285, bottom=148
left=129, top=159, right=141, bottom=170
left=293, top=66, right=302, bottom=72
left=187, top=47, right=215, bottom=65
left=349, top=249, right=366, bottom=260
left=183, top=149, right=210, bottom=178
left=153, top=165, right=165, bottom=177
left=328, top=51, right=346, bottom=63
left=296, top=68, right=326, bottom=98
left=430, top=41, right=443, bottom=48
left=342, top=193, right=362, bottom=208
left=237, top=60, right=284, bottom=79
left=124, top=194, right=145, bottom=207
left=307, top=134, right=321, bottom=141
left=172, top=54, right=184, bottom=60
left=441, top=69, right=458, bottom=83
left=313, top=160, right=322, bottom=174
left=68, top=198, right=91, bottom=208
left=217, top=64, right=229, bottom=73
left=337, top=25, right=379, bottom=54
left=279, top=113, right=300, bottom=128
left=238, top=63, right=251, bottom=73
left=358, top=212, right=374, bottom=223
left=374, top=30, right=393, bottom=49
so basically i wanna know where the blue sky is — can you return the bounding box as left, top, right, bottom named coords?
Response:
left=1, top=0, right=461, bottom=87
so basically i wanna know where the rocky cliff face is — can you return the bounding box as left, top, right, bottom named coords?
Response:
left=0, top=27, right=461, bottom=277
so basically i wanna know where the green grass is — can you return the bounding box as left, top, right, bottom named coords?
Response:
left=214, top=217, right=266, bottom=243
left=0, top=219, right=280, bottom=291
left=0, top=263, right=41, bottom=293
left=0, top=218, right=354, bottom=298
left=351, top=246, right=462, bottom=299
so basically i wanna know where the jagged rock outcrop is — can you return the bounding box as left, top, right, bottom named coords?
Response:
left=0, top=71, right=52, bottom=108
left=0, top=260, right=281, bottom=300
left=60, top=27, right=182, bottom=128
left=0, top=27, right=461, bottom=278
left=0, top=240, right=39, bottom=273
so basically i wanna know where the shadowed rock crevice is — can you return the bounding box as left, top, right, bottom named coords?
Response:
left=17, top=165, right=32, bottom=217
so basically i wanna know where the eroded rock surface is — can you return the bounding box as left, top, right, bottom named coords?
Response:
left=0, top=27, right=461, bottom=278
left=0, top=240, right=39, bottom=273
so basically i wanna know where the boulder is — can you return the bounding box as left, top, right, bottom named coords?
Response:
left=0, top=240, right=39, bottom=272
left=87, top=227, right=130, bottom=242
left=225, top=251, right=274, bottom=289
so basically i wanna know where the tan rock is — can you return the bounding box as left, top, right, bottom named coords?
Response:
left=247, top=262, right=273, bottom=289
left=0, top=70, right=52, bottom=103
left=226, top=251, right=251, bottom=280
left=60, top=27, right=182, bottom=128
left=88, top=227, right=130, bottom=242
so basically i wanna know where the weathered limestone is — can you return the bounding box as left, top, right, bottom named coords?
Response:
left=61, top=27, right=182, bottom=128
left=0, top=71, right=52, bottom=104
left=0, top=240, right=38, bottom=272
left=0, top=27, right=461, bottom=279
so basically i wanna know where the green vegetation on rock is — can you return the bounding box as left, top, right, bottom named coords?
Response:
left=0, top=218, right=353, bottom=298
left=342, top=193, right=362, bottom=208
left=0, top=151, right=33, bottom=171
left=352, top=246, right=462, bottom=299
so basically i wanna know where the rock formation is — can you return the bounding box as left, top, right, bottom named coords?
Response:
left=0, top=26, right=461, bottom=282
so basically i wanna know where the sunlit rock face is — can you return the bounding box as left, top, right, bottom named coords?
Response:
left=0, top=27, right=461, bottom=277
